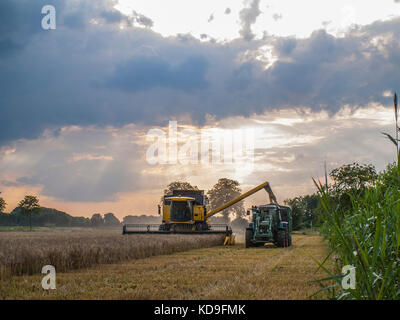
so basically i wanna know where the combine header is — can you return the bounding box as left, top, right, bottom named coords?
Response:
left=123, top=181, right=278, bottom=245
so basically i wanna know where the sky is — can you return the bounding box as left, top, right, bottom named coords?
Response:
left=1, top=0, right=400, bottom=219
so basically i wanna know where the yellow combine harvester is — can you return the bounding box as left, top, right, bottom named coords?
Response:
left=122, top=181, right=277, bottom=245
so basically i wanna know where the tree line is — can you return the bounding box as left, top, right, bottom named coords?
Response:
left=0, top=195, right=130, bottom=229
left=0, top=165, right=373, bottom=231
left=284, top=162, right=379, bottom=230
left=0, top=178, right=251, bottom=230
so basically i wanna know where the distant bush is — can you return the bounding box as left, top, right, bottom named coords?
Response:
left=122, top=215, right=161, bottom=224
left=0, top=207, right=131, bottom=228
left=0, top=207, right=91, bottom=228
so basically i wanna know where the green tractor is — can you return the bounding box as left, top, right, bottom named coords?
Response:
left=245, top=204, right=292, bottom=248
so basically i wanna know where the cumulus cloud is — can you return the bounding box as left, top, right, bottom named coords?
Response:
left=2, top=0, right=400, bottom=214
left=239, top=0, right=262, bottom=40
left=132, top=10, right=153, bottom=28
left=106, top=55, right=209, bottom=92
left=0, top=125, right=152, bottom=202
left=1, top=0, right=400, bottom=149
left=322, top=20, right=332, bottom=28
left=0, top=105, right=395, bottom=207
left=0, top=0, right=67, bottom=56
left=272, top=13, right=282, bottom=21
left=217, top=106, right=395, bottom=202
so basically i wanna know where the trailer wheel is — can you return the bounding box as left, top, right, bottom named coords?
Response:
left=276, top=230, right=286, bottom=247
left=245, top=229, right=253, bottom=248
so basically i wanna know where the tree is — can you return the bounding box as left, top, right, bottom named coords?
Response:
left=162, top=181, right=199, bottom=202
left=284, top=197, right=305, bottom=230
left=330, top=163, right=378, bottom=191
left=104, top=213, right=120, bottom=227
left=0, top=197, right=6, bottom=213
left=329, top=163, right=378, bottom=212
left=122, top=215, right=136, bottom=224
left=284, top=194, right=320, bottom=230
left=164, top=181, right=198, bottom=195
left=377, top=162, right=400, bottom=191
left=90, top=213, right=104, bottom=227
left=230, top=216, right=248, bottom=229
left=18, top=195, right=40, bottom=231
left=122, top=215, right=161, bottom=224
left=207, top=178, right=245, bottom=222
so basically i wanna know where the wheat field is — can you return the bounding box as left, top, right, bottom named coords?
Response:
left=1, top=234, right=329, bottom=299
left=0, top=229, right=225, bottom=279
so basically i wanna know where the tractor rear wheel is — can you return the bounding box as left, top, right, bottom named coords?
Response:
left=245, top=229, right=253, bottom=248
left=276, top=230, right=286, bottom=247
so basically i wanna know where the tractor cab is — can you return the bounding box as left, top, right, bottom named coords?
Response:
left=246, top=203, right=293, bottom=248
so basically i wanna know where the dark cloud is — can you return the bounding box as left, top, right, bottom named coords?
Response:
left=264, top=27, right=400, bottom=109
left=225, top=8, right=231, bottom=15
left=239, top=0, right=261, bottom=40
left=208, top=14, right=214, bottom=23
left=1, top=0, right=400, bottom=148
left=63, top=12, right=87, bottom=29
left=101, top=9, right=128, bottom=24
left=132, top=10, right=153, bottom=28
left=0, top=0, right=66, bottom=56
left=106, top=55, right=209, bottom=92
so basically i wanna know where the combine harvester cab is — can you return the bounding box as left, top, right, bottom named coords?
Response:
left=123, top=181, right=278, bottom=246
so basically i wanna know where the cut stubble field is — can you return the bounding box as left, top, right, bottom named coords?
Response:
left=0, top=232, right=329, bottom=299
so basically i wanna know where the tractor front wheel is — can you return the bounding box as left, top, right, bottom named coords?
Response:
left=245, top=229, right=253, bottom=248
left=276, top=230, right=287, bottom=247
